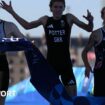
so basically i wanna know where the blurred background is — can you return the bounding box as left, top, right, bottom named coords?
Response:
left=0, top=0, right=105, bottom=105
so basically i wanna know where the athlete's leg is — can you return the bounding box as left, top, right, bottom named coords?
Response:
left=61, top=67, right=77, bottom=97
left=25, top=49, right=73, bottom=105
left=0, top=72, right=5, bottom=105
left=50, top=84, right=76, bottom=105
left=0, top=71, right=9, bottom=105
left=94, top=69, right=105, bottom=96
left=48, top=71, right=75, bottom=105
left=0, top=54, right=9, bottom=105
left=49, top=72, right=76, bottom=105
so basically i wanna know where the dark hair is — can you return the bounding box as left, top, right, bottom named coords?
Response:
left=101, top=7, right=105, bottom=25
left=49, top=0, right=65, bottom=8
left=101, top=7, right=105, bottom=19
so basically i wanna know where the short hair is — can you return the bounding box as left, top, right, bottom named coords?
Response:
left=49, top=0, right=65, bottom=8
left=101, top=7, right=105, bottom=19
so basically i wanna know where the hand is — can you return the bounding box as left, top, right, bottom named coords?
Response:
left=0, top=1, right=13, bottom=13
left=83, top=10, right=94, bottom=22
left=85, top=66, right=92, bottom=78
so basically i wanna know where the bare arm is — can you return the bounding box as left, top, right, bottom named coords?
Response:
left=0, top=1, right=47, bottom=29
left=82, top=32, right=96, bottom=77
left=67, top=10, right=93, bottom=32
left=5, top=22, right=26, bottom=38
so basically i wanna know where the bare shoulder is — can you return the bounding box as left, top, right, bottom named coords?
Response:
left=65, top=13, right=73, bottom=20
left=39, top=15, right=48, bottom=26
left=64, top=13, right=74, bottom=25
left=4, top=21, right=17, bottom=28
left=66, top=13, right=77, bottom=20
left=39, top=15, right=48, bottom=20
left=91, top=28, right=102, bottom=42
left=92, top=28, right=101, bottom=37
left=92, top=28, right=101, bottom=34
left=65, top=13, right=79, bottom=25
left=66, top=13, right=74, bottom=17
left=4, top=21, right=19, bottom=36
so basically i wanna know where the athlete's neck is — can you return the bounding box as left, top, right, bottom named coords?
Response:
left=53, top=16, right=62, bottom=20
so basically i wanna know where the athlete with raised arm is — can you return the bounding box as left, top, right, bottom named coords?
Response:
left=82, top=7, right=105, bottom=96
left=0, top=0, right=93, bottom=97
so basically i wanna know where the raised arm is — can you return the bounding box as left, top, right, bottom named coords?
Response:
left=67, top=10, right=93, bottom=32
left=82, top=32, right=96, bottom=78
left=0, top=1, right=47, bottom=29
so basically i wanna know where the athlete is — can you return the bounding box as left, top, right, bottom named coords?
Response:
left=0, top=0, right=93, bottom=97
left=0, top=19, right=25, bottom=105
left=82, top=7, right=105, bottom=96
